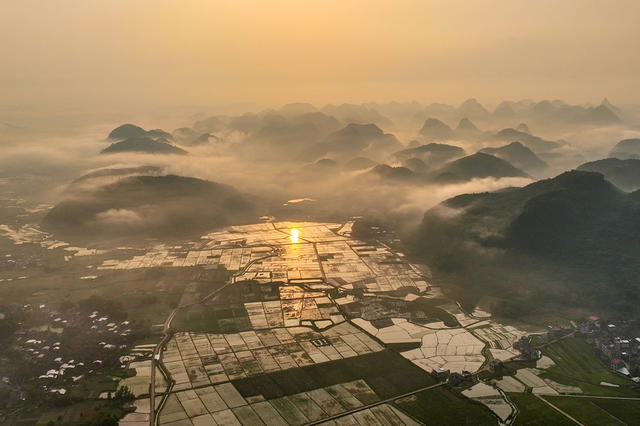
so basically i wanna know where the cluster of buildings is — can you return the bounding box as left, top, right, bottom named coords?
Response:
left=513, top=336, right=541, bottom=361
left=1, top=303, right=139, bottom=405
left=579, top=316, right=640, bottom=384
left=0, top=251, right=42, bottom=272
left=430, top=367, right=475, bottom=386
left=87, top=311, right=133, bottom=337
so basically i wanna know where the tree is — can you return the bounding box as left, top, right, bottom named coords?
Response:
left=77, top=412, right=119, bottom=426
left=114, top=385, right=134, bottom=402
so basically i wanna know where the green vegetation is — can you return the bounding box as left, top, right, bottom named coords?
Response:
left=394, top=386, right=497, bottom=425
left=543, top=396, right=640, bottom=425
left=232, top=350, right=436, bottom=400
left=480, top=141, right=548, bottom=174
left=412, top=170, right=640, bottom=317
left=66, top=369, right=133, bottom=400
left=173, top=280, right=276, bottom=333
left=0, top=261, right=189, bottom=327
left=113, top=385, right=135, bottom=402
left=540, top=337, right=637, bottom=396
left=408, top=299, right=459, bottom=327
left=392, top=142, right=465, bottom=167
left=430, top=152, right=528, bottom=183
left=588, top=398, right=640, bottom=425
left=173, top=304, right=251, bottom=333
left=43, top=174, right=258, bottom=240
left=508, top=393, right=575, bottom=425
left=34, top=400, right=130, bottom=426
left=0, top=240, right=221, bottom=423
left=577, top=158, right=640, bottom=192
left=101, top=136, right=187, bottom=156
left=502, top=359, right=537, bottom=376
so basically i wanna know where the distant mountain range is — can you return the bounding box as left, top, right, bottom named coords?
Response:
left=187, top=99, right=623, bottom=148
left=250, top=113, right=340, bottom=146
left=419, top=118, right=455, bottom=141
left=370, top=152, right=528, bottom=184
left=172, top=127, right=220, bottom=146
left=101, top=137, right=187, bottom=155
left=489, top=128, right=561, bottom=153
left=108, top=124, right=173, bottom=141
left=578, top=158, right=640, bottom=191
left=303, top=123, right=401, bottom=161
left=176, top=99, right=624, bottom=168
left=455, top=118, right=482, bottom=138
left=265, top=102, right=394, bottom=127
left=415, top=117, right=564, bottom=154
left=457, top=98, right=491, bottom=121
left=104, top=124, right=188, bottom=155
left=428, top=152, right=528, bottom=183
left=413, top=98, right=621, bottom=129
left=193, top=112, right=344, bottom=161
left=402, top=157, right=428, bottom=173
left=480, top=142, right=548, bottom=175
left=319, top=104, right=394, bottom=128
left=70, top=166, right=164, bottom=189
left=610, top=138, right=640, bottom=160
left=345, top=157, right=378, bottom=171
left=370, top=164, right=417, bottom=181
left=392, top=143, right=465, bottom=167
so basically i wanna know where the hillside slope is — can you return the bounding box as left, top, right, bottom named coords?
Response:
left=101, top=137, right=187, bottom=155
left=577, top=158, right=640, bottom=191
left=412, top=171, right=640, bottom=315
left=43, top=175, right=258, bottom=239
left=480, top=142, right=548, bottom=175
left=428, top=153, right=528, bottom=183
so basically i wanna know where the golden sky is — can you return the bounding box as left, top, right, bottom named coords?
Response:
left=1, top=0, right=639, bottom=110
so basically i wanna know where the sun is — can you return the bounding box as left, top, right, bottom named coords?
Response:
left=290, top=228, right=299, bottom=243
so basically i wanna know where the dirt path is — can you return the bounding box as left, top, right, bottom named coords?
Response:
left=534, top=393, right=584, bottom=426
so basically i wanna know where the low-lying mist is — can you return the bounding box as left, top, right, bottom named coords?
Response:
left=1, top=99, right=639, bottom=242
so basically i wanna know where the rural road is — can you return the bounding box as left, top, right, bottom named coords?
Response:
left=534, top=394, right=585, bottom=426
left=544, top=394, right=640, bottom=401
left=304, top=382, right=445, bottom=426
left=148, top=244, right=279, bottom=426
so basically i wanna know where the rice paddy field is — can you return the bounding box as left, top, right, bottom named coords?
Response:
left=508, top=393, right=575, bottom=426
left=231, top=350, right=437, bottom=400
left=12, top=219, right=639, bottom=425
left=393, top=386, right=498, bottom=425
left=157, top=378, right=419, bottom=425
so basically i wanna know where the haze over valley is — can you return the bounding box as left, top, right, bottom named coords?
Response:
left=2, top=1, right=640, bottom=425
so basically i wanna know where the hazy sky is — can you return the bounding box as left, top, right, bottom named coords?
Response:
left=2, top=0, right=640, bottom=112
